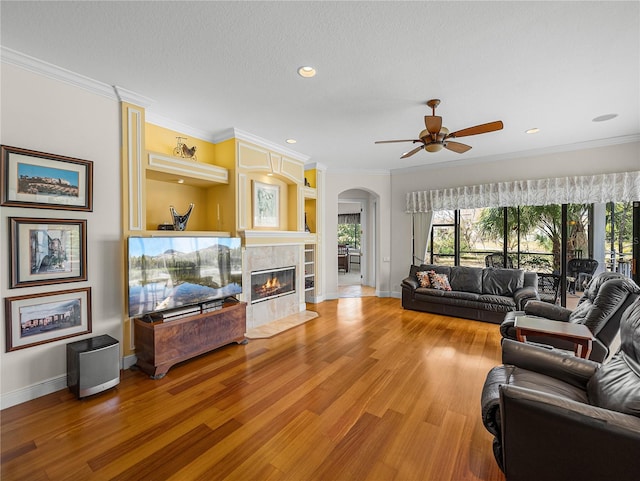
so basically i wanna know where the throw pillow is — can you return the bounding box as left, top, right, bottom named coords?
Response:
left=429, top=272, right=452, bottom=291
left=416, top=271, right=432, bottom=288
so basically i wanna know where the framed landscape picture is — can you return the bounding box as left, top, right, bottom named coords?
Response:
left=5, top=287, right=92, bottom=352
left=1, top=145, right=93, bottom=211
left=9, top=217, right=87, bottom=288
left=253, top=181, right=279, bottom=228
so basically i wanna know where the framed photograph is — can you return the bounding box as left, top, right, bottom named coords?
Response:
left=9, top=217, right=87, bottom=288
left=253, top=181, right=280, bottom=228
left=5, top=287, right=92, bottom=352
left=1, top=145, right=93, bottom=211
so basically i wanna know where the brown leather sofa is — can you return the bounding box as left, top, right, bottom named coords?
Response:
left=501, top=271, right=640, bottom=362
left=480, top=297, right=640, bottom=479
left=401, top=264, right=538, bottom=324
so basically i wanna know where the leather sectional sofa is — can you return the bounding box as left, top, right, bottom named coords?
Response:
left=401, top=264, right=539, bottom=324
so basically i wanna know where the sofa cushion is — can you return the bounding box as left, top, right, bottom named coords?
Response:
left=478, top=294, right=517, bottom=309
left=415, top=289, right=480, bottom=302
left=409, top=264, right=450, bottom=282
left=416, top=271, right=433, bottom=288
left=449, top=266, right=483, bottom=294
left=428, top=272, right=452, bottom=291
left=482, top=268, right=524, bottom=296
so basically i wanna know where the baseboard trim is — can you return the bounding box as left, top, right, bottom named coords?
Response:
left=1, top=356, right=138, bottom=409
left=1, top=375, right=67, bottom=410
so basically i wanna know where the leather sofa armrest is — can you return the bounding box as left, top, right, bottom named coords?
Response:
left=500, top=384, right=640, bottom=480
left=524, top=300, right=572, bottom=321
left=402, top=277, right=419, bottom=290
left=513, top=286, right=539, bottom=310
left=501, top=339, right=598, bottom=389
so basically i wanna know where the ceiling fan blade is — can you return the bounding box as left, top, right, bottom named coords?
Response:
left=445, top=141, right=472, bottom=153
left=447, top=120, right=504, bottom=138
left=424, top=116, right=442, bottom=135
left=400, top=145, right=424, bottom=158
left=375, top=139, right=420, bottom=144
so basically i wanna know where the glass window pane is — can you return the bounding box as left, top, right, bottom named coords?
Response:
left=431, top=225, right=455, bottom=266
left=477, top=207, right=506, bottom=266
left=516, top=205, right=562, bottom=274
left=459, top=208, right=492, bottom=267
left=605, top=202, right=633, bottom=277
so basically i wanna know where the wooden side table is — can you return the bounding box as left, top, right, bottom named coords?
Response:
left=514, top=315, right=595, bottom=359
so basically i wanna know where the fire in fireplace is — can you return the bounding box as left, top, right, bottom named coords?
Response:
left=251, top=266, right=296, bottom=304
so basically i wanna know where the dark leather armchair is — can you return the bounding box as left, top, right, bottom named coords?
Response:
left=481, top=296, right=640, bottom=479
left=501, top=271, right=640, bottom=361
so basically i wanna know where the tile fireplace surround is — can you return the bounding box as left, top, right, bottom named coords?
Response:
left=243, top=244, right=304, bottom=330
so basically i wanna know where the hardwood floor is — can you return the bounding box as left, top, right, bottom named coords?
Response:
left=1, top=297, right=505, bottom=481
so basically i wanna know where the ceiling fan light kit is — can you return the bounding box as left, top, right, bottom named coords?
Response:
left=375, top=98, right=504, bottom=158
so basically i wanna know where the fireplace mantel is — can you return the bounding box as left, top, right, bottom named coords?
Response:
left=239, top=230, right=316, bottom=246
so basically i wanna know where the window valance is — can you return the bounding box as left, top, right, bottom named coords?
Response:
left=406, top=171, right=640, bottom=213
left=338, top=213, right=361, bottom=224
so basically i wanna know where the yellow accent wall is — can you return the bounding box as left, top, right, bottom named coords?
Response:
left=145, top=123, right=217, bottom=164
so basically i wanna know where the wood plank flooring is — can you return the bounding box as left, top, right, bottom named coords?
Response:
left=1, top=297, right=506, bottom=481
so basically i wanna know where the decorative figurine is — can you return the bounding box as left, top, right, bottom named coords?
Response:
left=173, top=137, right=197, bottom=161
left=170, top=203, right=194, bottom=231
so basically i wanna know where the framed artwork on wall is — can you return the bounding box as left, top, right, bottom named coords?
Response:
left=9, top=217, right=87, bottom=288
left=5, top=287, right=92, bottom=352
left=1, top=145, right=93, bottom=211
left=253, top=181, right=279, bottom=228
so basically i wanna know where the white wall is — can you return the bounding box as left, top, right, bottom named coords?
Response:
left=389, top=141, right=640, bottom=297
left=0, top=64, right=121, bottom=408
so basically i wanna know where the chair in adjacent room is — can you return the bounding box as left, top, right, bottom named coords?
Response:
left=566, top=258, right=599, bottom=293
left=484, top=253, right=514, bottom=269
left=536, top=272, right=561, bottom=305
left=338, top=244, right=349, bottom=273
left=480, top=296, right=640, bottom=480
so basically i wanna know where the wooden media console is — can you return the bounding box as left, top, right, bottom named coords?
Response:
left=134, top=300, right=247, bottom=379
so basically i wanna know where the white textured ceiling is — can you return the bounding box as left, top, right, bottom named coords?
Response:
left=1, top=1, right=638, bottom=172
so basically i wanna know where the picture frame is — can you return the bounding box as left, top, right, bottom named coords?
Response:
left=1, top=145, right=93, bottom=211
left=5, top=287, right=92, bottom=352
left=253, top=181, right=280, bottom=228
left=9, top=217, right=87, bottom=288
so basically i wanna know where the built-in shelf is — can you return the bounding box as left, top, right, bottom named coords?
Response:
left=304, top=244, right=316, bottom=300
left=303, top=186, right=317, bottom=199
left=147, top=152, right=228, bottom=186
left=140, top=230, right=231, bottom=237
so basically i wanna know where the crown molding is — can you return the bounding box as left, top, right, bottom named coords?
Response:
left=1, top=46, right=116, bottom=100
left=390, top=134, right=640, bottom=175
left=214, top=128, right=311, bottom=163
left=113, top=86, right=155, bottom=109
left=304, top=161, right=328, bottom=172
left=1, top=47, right=156, bottom=108
left=145, top=112, right=218, bottom=143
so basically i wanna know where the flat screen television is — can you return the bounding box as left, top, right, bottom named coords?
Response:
left=127, top=236, right=242, bottom=318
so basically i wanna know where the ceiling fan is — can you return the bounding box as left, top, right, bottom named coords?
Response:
left=375, top=99, right=504, bottom=158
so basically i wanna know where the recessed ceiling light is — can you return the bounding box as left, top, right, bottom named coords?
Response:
left=592, top=113, right=618, bottom=122
left=525, top=128, right=540, bottom=134
left=297, top=66, right=316, bottom=78
left=286, top=138, right=297, bottom=144
left=177, top=179, right=185, bottom=184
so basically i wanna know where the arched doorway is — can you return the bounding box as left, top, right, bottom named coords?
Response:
left=338, top=189, right=377, bottom=298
